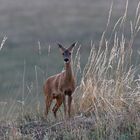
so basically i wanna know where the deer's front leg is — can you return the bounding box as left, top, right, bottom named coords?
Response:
left=62, top=95, right=67, bottom=117
left=68, top=95, right=72, bottom=118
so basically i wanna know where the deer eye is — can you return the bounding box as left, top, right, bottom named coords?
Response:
left=62, top=53, right=64, bottom=55
left=69, top=52, right=71, bottom=55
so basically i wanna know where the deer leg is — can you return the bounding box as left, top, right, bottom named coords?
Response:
left=63, top=95, right=67, bottom=117
left=52, top=95, right=63, bottom=118
left=45, top=96, right=52, bottom=117
left=68, top=95, right=72, bottom=118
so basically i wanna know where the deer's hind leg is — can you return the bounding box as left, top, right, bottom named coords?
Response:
left=44, top=84, right=53, bottom=118
left=45, top=95, right=52, bottom=117
left=52, top=95, right=63, bottom=118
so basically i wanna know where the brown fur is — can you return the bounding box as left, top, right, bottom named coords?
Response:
left=43, top=43, right=76, bottom=118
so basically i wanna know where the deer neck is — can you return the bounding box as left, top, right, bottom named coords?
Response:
left=64, top=62, right=73, bottom=82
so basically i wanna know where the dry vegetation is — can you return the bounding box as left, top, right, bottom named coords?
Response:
left=0, top=1, right=140, bottom=140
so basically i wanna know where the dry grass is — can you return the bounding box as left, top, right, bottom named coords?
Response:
left=0, top=0, right=140, bottom=140
left=72, top=1, right=140, bottom=139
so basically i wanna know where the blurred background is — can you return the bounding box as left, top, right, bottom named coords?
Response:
left=0, top=0, right=140, bottom=100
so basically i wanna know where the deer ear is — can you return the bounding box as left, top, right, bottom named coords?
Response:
left=68, top=42, right=77, bottom=51
left=57, top=43, right=65, bottom=51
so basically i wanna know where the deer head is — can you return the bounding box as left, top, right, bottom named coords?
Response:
left=58, top=42, right=77, bottom=63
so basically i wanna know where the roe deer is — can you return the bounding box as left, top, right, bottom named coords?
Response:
left=43, top=43, right=76, bottom=118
